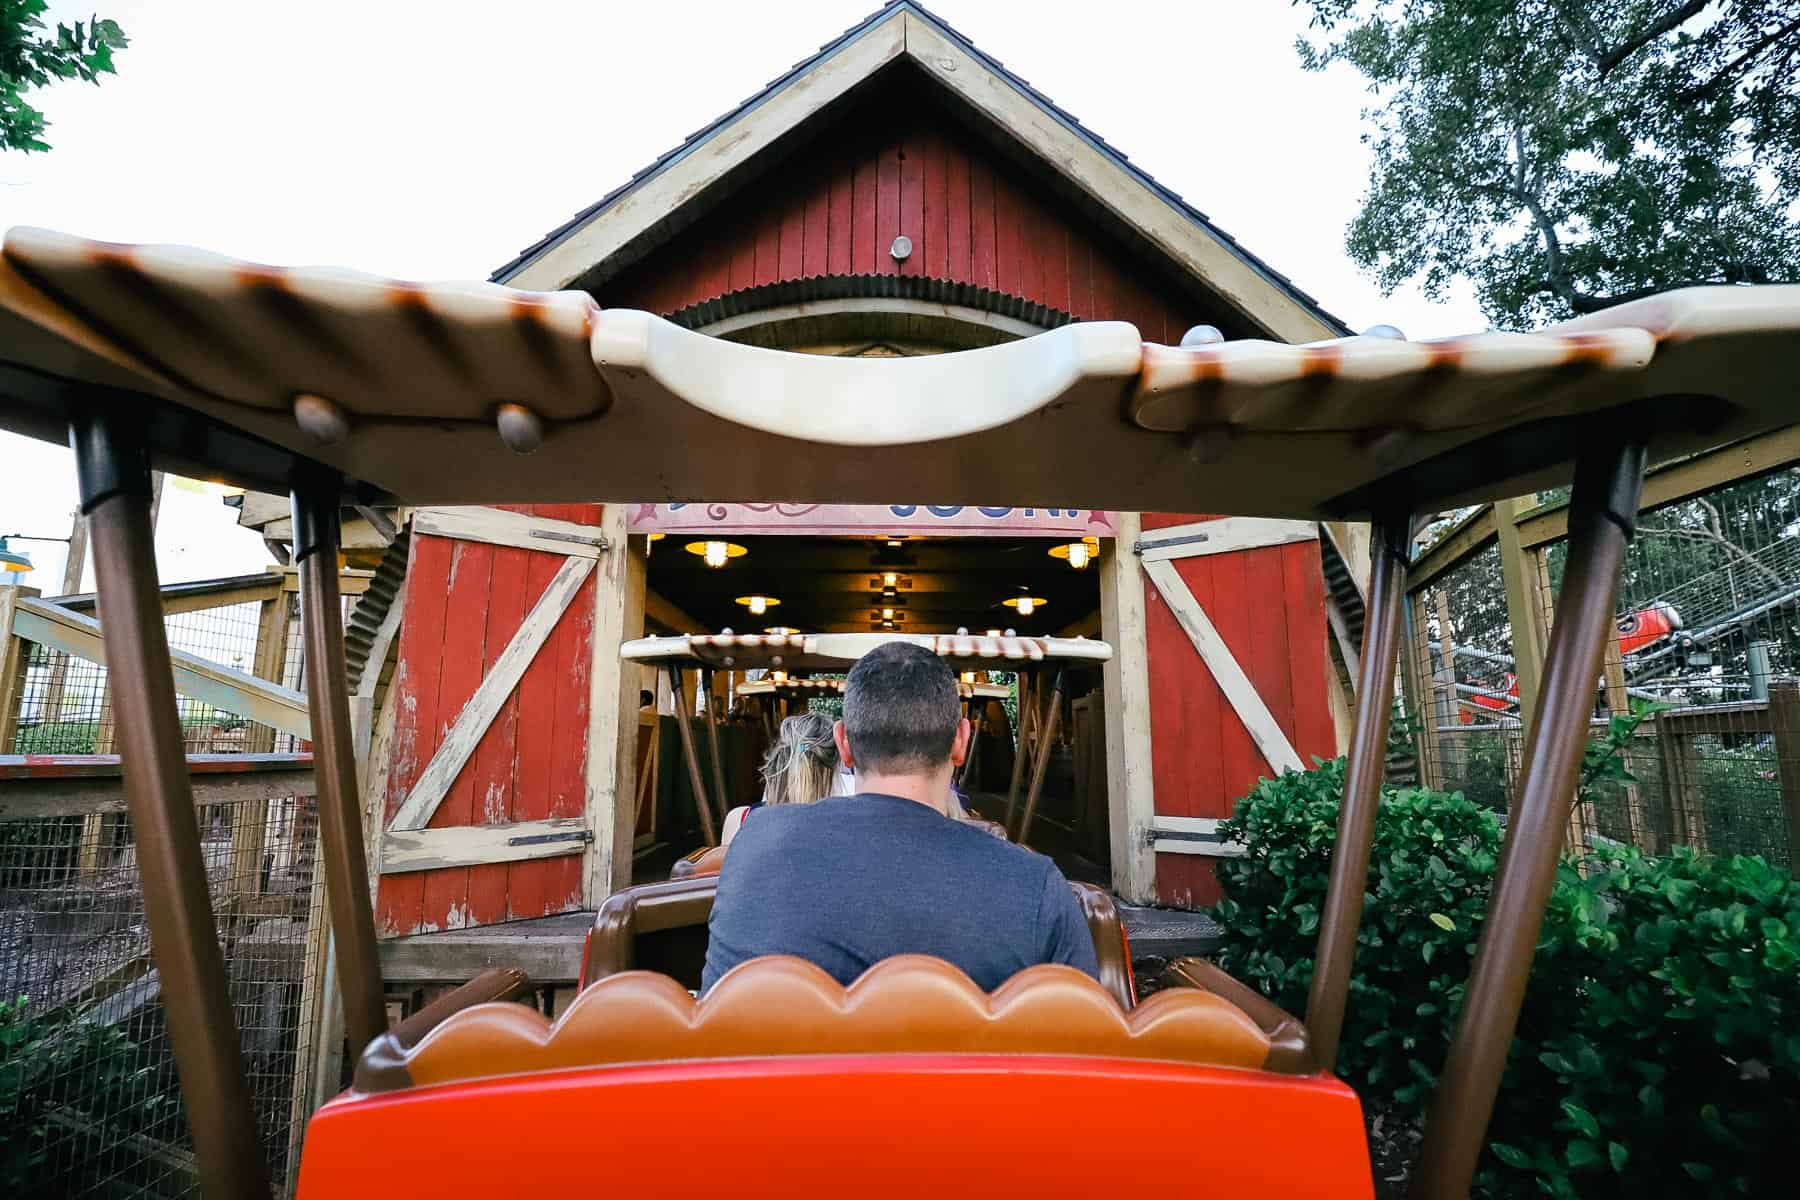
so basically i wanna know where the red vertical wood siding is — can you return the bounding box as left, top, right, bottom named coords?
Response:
left=375, top=503, right=602, bottom=936
left=592, top=108, right=1336, bottom=913
left=1141, top=515, right=1336, bottom=908
left=599, top=112, right=1201, bottom=341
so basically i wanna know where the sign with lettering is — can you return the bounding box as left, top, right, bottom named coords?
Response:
left=627, top=503, right=1116, bottom=538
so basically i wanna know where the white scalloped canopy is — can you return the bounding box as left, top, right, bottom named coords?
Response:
left=4, top=227, right=1799, bottom=516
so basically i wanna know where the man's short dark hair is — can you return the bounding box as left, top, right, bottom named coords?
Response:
left=842, top=641, right=960, bottom=774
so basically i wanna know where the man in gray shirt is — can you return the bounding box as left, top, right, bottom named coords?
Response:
left=702, top=641, right=1099, bottom=991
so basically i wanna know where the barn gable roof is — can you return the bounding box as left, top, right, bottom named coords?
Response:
left=492, top=2, right=1348, bottom=340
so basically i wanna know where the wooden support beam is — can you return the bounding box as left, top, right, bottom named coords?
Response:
left=12, top=596, right=311, bottom=737
left=644, top=583, right=707, bottom=636
left=0, top=759, right=317, bottom=819
left=1406, top=507, right=1499, bottom=593
left=0, top=584, right=37, bottom=752
left=1768, top=684, right=1800, bottom=870
left=381, top=817, right=593, bottom=873
left=1134, top=517, right=1317, bottom=563
left=1515, top=426, right=1800, bottom=550
left=1495, top=497, right=1548, bottom=733
left=586, top=505, right=644, bottom=903
left=413, top=505, right=608, bottom=558
left=1100, top=523, right=1156, bottom=905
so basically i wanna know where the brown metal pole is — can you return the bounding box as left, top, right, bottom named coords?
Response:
left=1016, top=669, right=1067, bottom=844
left=668, top=665, right=717, bottom=844
left=70, top=410, right=271, bottom=1199
left=1003, top=671, right=1038, bottom=832
left=700, top=668, right=729, bottom=819
left=292, top=486, right=389, bottom=1060
left=1413, top=439, right=1646, bottom=1199
left=958, top=698, right=984, bottom=790
left=1305, top=510, right=1411, bottom=1072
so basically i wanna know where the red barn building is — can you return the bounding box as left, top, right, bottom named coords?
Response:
left=366, top=2, right=1370, bottom=949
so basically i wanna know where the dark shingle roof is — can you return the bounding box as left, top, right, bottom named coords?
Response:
left=490, top=1, right=1349, bottom=335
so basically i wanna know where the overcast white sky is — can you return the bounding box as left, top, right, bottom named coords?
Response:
left=0, top=0, right=1486, bottom=594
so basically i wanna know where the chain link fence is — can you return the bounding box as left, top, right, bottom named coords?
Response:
left=1402, top=463, right=1800, bottom=868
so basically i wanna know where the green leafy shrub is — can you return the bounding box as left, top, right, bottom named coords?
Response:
left=1209, top=759, right=1799, bottom=1198
left=0, top=996, right=166, bottom=1192
left=1211, top=760, right=1499, bottom=1108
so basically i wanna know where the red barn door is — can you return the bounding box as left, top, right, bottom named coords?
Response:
left=1139, top=515, right=1337, bottom=908
left=375, top=504, right=604, bottom=936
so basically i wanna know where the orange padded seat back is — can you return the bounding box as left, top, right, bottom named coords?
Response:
left=356, top=955, right=1269, bottom=1094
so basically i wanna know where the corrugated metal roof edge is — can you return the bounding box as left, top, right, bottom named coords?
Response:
left=491, top=1, right=1351, bottom=337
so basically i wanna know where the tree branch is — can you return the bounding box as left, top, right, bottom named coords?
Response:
left=1590, top=1, right=1711, bottom=75
left=1682, top=16, right=1800, bottom=98
left=1637, top=500, right=1786, bottom=590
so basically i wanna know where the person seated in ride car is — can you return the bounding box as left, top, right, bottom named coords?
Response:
left=702, top=641, right=1098, bottom=991
left=719, top=711, right=850, bottom=846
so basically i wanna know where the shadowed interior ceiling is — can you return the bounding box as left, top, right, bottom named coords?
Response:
left=645, top=534, right=1099, bottom=637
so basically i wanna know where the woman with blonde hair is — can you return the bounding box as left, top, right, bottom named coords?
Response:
left=720, top=711, right=849, bottom=846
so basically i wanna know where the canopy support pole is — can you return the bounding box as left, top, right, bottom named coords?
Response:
left=293, top=485, right=389, bottom=1061
left=70, top=409, right=271, bottom=1200
left=1413, top=438, right=1646, bottom=1199
left=668, top=665, right=717, bottom=844
left=1015, top=669, right=1066, bottom=843
left=701, top=668, right=728, bottom=819
left=1305, top=510, right=1411, bottom=1072
left=1003, top=670, right=1038, bottom=831
left=958, top=697, right=983, bottom=790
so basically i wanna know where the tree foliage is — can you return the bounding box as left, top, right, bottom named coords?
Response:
left=1298, top=1, right=1800, bottom=325
left=0, top=1, right=127, bottom=153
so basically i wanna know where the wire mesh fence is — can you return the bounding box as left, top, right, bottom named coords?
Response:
left=0, top=789, right=327, bottom=1197
left=1401, top=465, right=1800, bottom=868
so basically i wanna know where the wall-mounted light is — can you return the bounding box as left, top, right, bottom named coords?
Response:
left=880, top=607, right=896, bottom=620
left=736, top=594, right=780, bottom=616
left=880, top=619, right=896, bottom=631
left=960, top=671, right=976, bottom=684
left=0, top=538, right=32, bottom=574
left=771, top=669, right=789, bottom=684
left=1049, top=537, right=1099, bottom=570
left=686, top=540, right=746, bottom=568
left=985, top=628, right=1002, bottom=638
left=882, top=571, right=898, bottom=588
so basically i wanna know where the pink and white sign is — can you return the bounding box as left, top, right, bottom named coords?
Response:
left=627, top=503, right=1116, bottom=538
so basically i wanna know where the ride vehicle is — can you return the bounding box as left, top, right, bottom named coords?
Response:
left=1, top=224, right=1796, bottom=1198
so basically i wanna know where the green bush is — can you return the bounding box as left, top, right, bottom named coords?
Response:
left=1, top=996, right=168, bottom=1192
left=1209, top=761, right=1800, bottom=1198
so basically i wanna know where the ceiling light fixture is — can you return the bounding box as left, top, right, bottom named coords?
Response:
left=735, top=594, right=780, bottom=616
left=1049, top=537, right=1100, bottom=570
left=1001, top=594, right=1046, bottom=617
left=686, top=539, right=746, bottom=568
left=764, top=626, right=797, bottom=636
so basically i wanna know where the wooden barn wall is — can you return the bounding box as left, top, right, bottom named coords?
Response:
left=376, top=503, right=602, bottom=936
left=600, top=108, right=1334, bottom=911
left=1141, top=514, right=1337, bottom=909
left=598, top=110, right=1202, bottom=343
